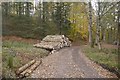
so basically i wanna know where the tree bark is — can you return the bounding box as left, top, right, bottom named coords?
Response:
left=19, top=60, right=42, bottom=78
left=117, top=1, right=120, bottom=69
left=103, top=28, right=106, bottom=42
left=16, top=60, right=36, bottom=75
left=96, top=2, right=102, bottom=50
left=26, top=2, right=30, bottom=17
left=117, top=2, right=120, bottom=46
left=18, top=2, right=22, bottom=16
left=88, top=1, right=94, bottom=47
left=110, top=27, right=113, bottom=43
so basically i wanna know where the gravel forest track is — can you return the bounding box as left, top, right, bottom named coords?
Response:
left=30, top=46, right=117, bottom=78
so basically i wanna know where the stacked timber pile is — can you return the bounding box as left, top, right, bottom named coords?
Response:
left=33, top=35, right=71, bottom=51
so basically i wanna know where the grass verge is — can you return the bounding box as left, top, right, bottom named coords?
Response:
left=82, top=45, right=119, bottom=77
left=2, top=40, right=49, bottom=78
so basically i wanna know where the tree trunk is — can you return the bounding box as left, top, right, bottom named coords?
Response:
left=96, top=2, right=102, bottom=50
left=108, top=28, right=110, bottom=43
left=88, top=1, right=94, bottom=48
left=117, top=1, right=120, bottom=69
left=117, top=3, right=120, bottom=46
left=103, top=28, right=106, bottom=42
left=110, top=27, right=113, bottom=43
left=26, top=2, right=30, bottom=17
left=18, top=2, right=22, bottom=16
left=59, top=3, right=62, bottom=35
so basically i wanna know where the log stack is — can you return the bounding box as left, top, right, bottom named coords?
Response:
left=33, top=35, right=71, bottom=51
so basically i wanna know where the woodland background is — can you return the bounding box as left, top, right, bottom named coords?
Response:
left=1, top=1, right=120, bottom=78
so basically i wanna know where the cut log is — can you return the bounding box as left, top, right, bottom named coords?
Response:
left=50, top=50, right=57, bottom=54
left=19, top=60, right=42, bottom=78
left=34, top=41, right=62, bottom=50
left=16, top=60, right=36, bottom=75
left=25, top=60, right=42, bottom=77
left=43, top=35, right=65, bottom=42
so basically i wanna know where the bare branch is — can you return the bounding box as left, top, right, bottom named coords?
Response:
left=100, top=2, right=118, bottom=18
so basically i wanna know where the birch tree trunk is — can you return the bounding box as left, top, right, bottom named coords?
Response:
left=96, top=2, right=102, bottom=50
left=88, top=1, right=94, bottom=47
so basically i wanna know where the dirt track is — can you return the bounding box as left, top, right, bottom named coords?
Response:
left=30, top=46, right=117, bottom=78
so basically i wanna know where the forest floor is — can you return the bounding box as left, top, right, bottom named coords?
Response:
left=2, top=36, right=118, bottom=78
left=30, top=46, right=117, bottom=78
left=2, top=36, right=49, bottom=78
